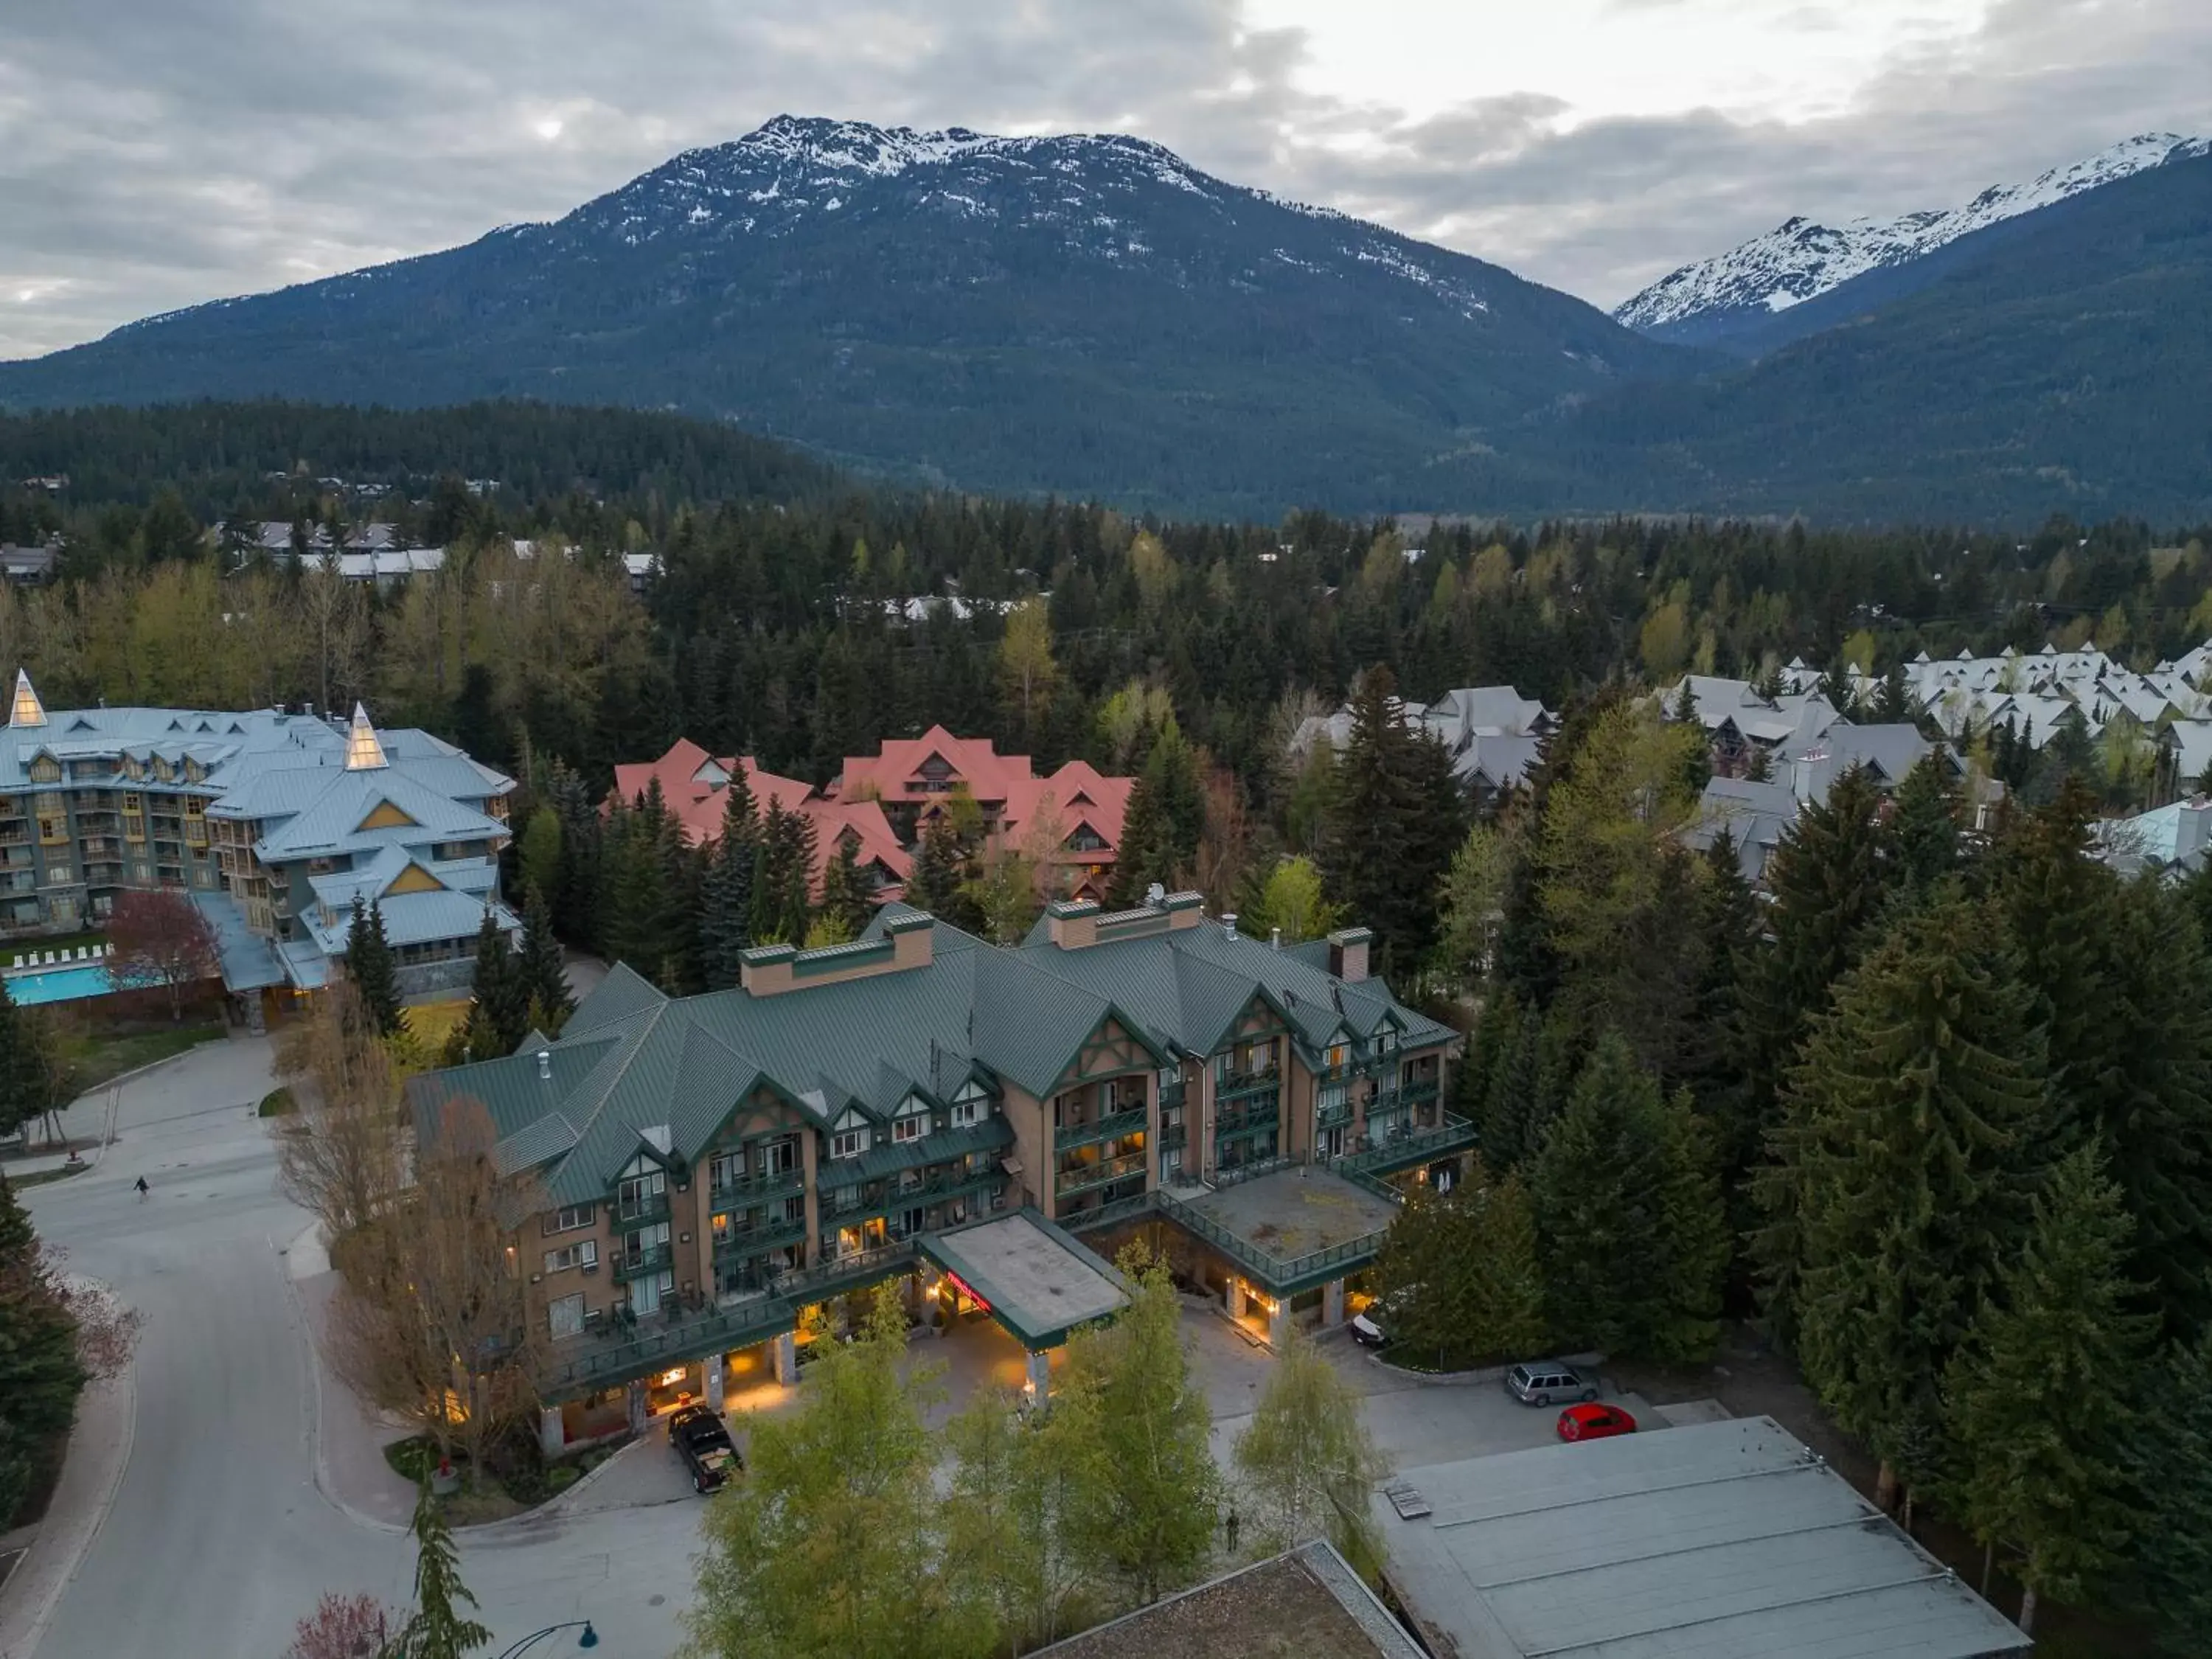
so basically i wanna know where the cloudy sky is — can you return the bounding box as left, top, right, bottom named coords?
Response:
left=4, top=0, right=2208, bottom=358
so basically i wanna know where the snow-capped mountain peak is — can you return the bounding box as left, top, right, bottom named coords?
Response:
left=1615, top=132, right=2208, bottom=338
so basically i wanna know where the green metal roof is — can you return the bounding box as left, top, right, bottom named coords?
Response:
left=405, top=910, right=1454, bottom=1211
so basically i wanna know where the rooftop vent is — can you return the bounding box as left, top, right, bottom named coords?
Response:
left=1222, top=911, right=1239, bottom=939
left=537, top=1051, right=552, bottom=1081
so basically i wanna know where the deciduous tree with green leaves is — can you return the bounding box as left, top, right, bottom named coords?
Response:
left=689, top=1286, right=983, bottom=1659
left=1233, top=1325, right=1389, bottom=1576
left=943, top=1385, right=1099, bottom=1654
left=1241, top=854, right=1340, bottom=945
left=1057, top=1245, right=1222, bottom=1604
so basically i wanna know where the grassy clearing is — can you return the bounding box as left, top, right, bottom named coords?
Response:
left=60, top=1021, right=226, bottom=1094
left=402, top=999, right=469, bottom=1055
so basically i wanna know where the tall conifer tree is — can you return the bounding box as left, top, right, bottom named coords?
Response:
left=345, top=895, right=403, bottom=1037
left=1758, top=898, right=2050, bottom=1506
left=1944, top=1147, right=2154, bottom=1635
left=516, top=884, right=574, bottom=1034
left=698, top=773, right=759, bottom=989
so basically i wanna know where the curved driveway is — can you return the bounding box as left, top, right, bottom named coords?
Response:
left=20, top=1037, right=698, bottom=1659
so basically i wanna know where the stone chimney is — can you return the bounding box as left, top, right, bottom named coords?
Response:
left=1046, top=899, right=1102, bottom=950
left=742, top=908, right=934, bottom=995
left=1327, top=926, right=1371, bottom=984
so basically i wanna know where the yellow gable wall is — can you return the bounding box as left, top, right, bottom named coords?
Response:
left=383, top=863, right=446, bottom=896
left=358, top=799, right=420, bottom=831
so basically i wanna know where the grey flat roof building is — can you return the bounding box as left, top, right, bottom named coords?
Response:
left=1374, top=1415, right=2028, bottom=1659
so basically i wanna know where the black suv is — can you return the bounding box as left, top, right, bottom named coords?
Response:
left=667, top=1404, right=742, bottom=1494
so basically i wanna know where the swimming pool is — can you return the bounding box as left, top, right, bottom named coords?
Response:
left=6, top=964, right=121, bottom=1006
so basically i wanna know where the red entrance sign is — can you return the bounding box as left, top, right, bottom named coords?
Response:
left=941, top=1270, right=992, bottom=1315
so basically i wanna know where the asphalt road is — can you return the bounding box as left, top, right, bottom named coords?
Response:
left=20, top=1037, right=699, bottom=1659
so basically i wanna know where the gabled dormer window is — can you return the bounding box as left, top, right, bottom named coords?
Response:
left=892, top=1096, right=930, bottom=1144
left=830, top=1111, right=870, bottom=1160
left=948, top=1079, right=994, bottom=1129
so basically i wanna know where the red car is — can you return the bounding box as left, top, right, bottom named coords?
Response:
left=1556, top=1403, right=1637, bottom=1442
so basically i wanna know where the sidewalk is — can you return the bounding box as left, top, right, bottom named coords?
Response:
left=285, top=1231, right=420, bottom=1532
left=0, top=1364, right=133, bottom=1659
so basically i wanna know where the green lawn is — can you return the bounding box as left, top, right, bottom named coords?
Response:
left=60, top=1022, right=226, bottom=1094
left=1, top=929, right=110, bottom=967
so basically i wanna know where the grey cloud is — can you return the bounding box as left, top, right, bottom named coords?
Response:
left=1, top=0, right=2208, bottom=356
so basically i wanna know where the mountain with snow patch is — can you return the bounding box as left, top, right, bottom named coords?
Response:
left=0, top=114, right=1688, bottom=517
left=1615, top=133, right=2208, bottom=352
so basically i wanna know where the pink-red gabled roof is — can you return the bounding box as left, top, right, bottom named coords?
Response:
left=605, top=742, right=910, bottom=897
left=830, top=725, right=1034, bottom=805
left=609, top=737, right=728, bottom=843
left=1001, top=762, right=1133, bottom=866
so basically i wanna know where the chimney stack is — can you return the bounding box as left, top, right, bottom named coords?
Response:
left=1222, top=912, right=1239, bottom=940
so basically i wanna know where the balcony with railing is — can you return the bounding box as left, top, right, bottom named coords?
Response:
left=1214, top=1097, right=1279, bottom=1136
left=1054, top=1150, right=1147, bottom=1197
left=613, top=1193, right=672, bottom=1228
left=712, top=1164, right=806, bottom=1204
left=1340, top=1112, right=1476, bottom=1176
left=1315, top=1094, right=1356, bottom=1130
left=1214, top=1063, right=1282, bottom=1101
left=1158, top=1080, right=1186, bottom=1112
left=611, top=1242, right=674, bottom=1281
left=714, top=1212, right=809, bottom=1258
left=1158, top=1119, right=1187, bottom=1151
left=1054, top=1103, right=1148, bottom=1150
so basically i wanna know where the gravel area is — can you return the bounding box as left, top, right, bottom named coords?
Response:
left=1043, top=1551, right=1394, bottom=1659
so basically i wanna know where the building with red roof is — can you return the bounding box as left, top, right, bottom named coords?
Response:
left=612, top=728, right=1133, bottom=907
left=608, top=739, right=911, bottom=900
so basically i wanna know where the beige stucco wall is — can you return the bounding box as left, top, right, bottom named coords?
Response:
left=1001, top=1081, right=1050, bottom=1219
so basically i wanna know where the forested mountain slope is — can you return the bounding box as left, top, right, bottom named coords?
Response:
left=0, top=116, right=1689, bottom=520
left=1534, top=150, right=2212, bottom=525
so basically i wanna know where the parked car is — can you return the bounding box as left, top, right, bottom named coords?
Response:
left=1349, top=1287, right=1414, bottom=1349
left=1556, top=1403, right=1637, bottom=1442
left=1504, top=1360, right=1600, bottom=1405
left=667, top=1404, right=742, bottom=1493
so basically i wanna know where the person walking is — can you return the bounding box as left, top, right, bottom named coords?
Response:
left=134, top=1176, right=149, bottom=1198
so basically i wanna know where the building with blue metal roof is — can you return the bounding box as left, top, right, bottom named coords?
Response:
left=1, top=670, right=515, bottom=1010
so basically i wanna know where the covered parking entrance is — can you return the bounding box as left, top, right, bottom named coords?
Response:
left=919, top=1209, right=1131, bottom=1399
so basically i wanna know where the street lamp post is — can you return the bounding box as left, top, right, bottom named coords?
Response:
left=493, top=1621, right=599, bottom=1658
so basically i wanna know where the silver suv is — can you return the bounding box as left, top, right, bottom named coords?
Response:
left=1505, top=1361, right=1599, bottom=1405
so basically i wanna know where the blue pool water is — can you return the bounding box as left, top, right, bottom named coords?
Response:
left=6, top=964, right=120, bottom=1006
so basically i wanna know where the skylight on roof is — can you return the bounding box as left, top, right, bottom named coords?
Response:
left=9, top=669, right=46, bottom=729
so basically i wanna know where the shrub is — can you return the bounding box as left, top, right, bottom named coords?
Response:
left=257, top=1087, right=296, bottom=1117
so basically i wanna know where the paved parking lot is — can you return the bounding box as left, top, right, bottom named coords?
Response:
left=595, top=1297, right=1659, bottom=1512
